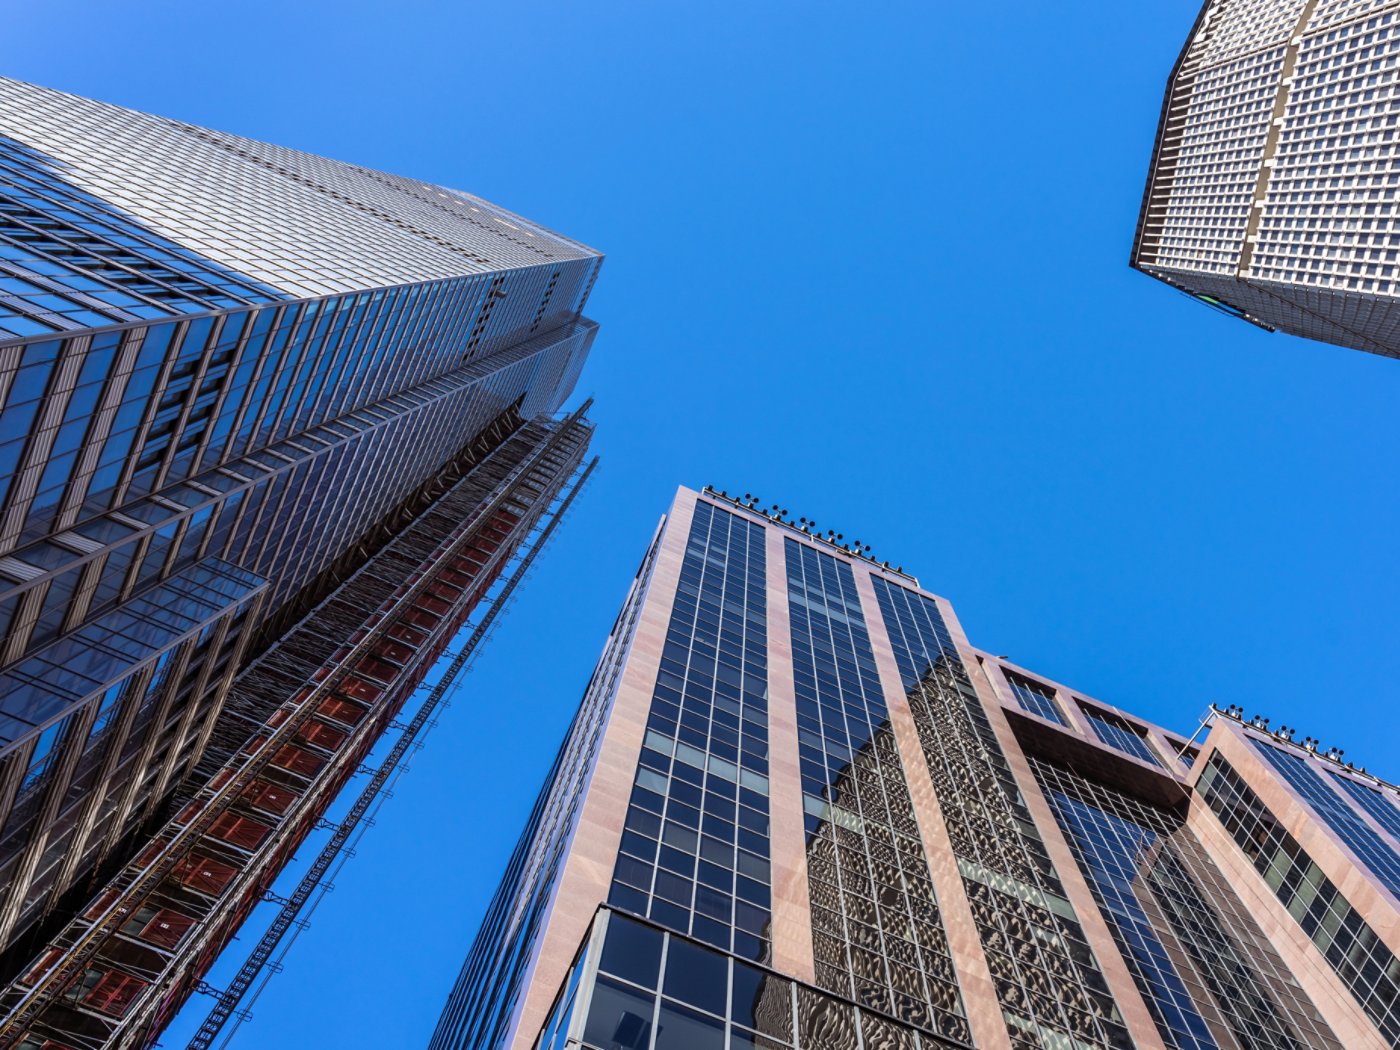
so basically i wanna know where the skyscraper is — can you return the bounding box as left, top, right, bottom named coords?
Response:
left=434, top=485, right=1400, bottom=1050
left=1132, top=0, right=1400, bottom=359
left=0, top=77, right=601, bottom=1048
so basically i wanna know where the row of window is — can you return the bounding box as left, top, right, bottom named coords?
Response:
left=1033, top=755, right=1342, bottom=1050
left=871, top=578, right=1132, bottom=1050
left=538, top=909, right=961, bottom=1050
left=786, top=543, right=968, bottom=1044
left=610, top=503, right=773, bottom=962
left=1196, top=753, right=1400, bottom=1043
left=999, top=669, right=1179, bottom=770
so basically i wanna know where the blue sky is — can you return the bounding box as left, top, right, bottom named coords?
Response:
left=12, top=2, right=1400, bottom=1046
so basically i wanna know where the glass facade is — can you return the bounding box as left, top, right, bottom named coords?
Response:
left=1133, top=0, right=1400, bottom=358
left=1197, top=753, right=1400, bottom=1043
left=1330, top=771, right=1400, bottom=843
left=784, top=542, right=967, bottom=1044
left=1032, top=757, right=1341, bottom=1050
left=1003, top=673, right=1065, bottom=726
left=1248, top=737, right=1400, bottom=899
left=609, top=502, right=772, bottom=961
left=1080, top=709, right=1161, bottom=769
left=0, top=72, right=603, bottom=1021
left=546, top=909, right=964, bottom=1050
left=435, top=489, right=1400, bottom=1050
left=871, top=579, right=1131, bottom=1050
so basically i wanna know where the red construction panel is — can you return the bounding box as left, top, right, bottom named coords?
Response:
left=241, top=779, right=297, bottom=815
left=78, top=967, right=148, bottom=1017
left=172, top=854, right=238, bottom=896
left=208, top=812, right=272, bottom=851
left=133, top=908, right=195, bottom=950
left=271, top=745, right=323, bottom=777
left=298, top=722, right=347, bottom=751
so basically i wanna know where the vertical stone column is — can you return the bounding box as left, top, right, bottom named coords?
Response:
left=763, top=525, right=816, bottom=984
left=508, top=490, right=697, bottom=1049
left=853, top=567, right=1014, bottom=1050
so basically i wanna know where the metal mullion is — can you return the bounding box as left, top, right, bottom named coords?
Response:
left=415, top=277, right=467, bottom=372
left=390, top=286, right=436, bottom=390
left=58, top=555, right=104, bottom=634
left=0, top=702, right=99, bottom=943
left=243, top=465, right=302, bottom=578
left=43, top=667, right=156, bottom=908
left=390, top=285, right=432, bottom=392
left=335, top=290, right=400, bottom=416
left=0, top=206, right=221, bottom=313
left=139, top=616, right=237, bottom=825
left=286, top=299, right=353, bottom=438
left=0, top=748, right=27, bottom=855
left=0, top=342, right=21, bottom=406
left=187, top=308, right=260, bottom=477
left=336, top=289, right=403, bottom=417
left=302, top=294, right=366, bottom=427
left=241, top=302, right=315, bottom=452
left=216, top=303, right=290, bottom=466
left=148, top=314, right=228, bottom=493
left=372, top=285, right=424, bottom=399
left=54, top=333, right=142, bottom=532
left=0, top=336, right=87, bottom=553
left=170, top=594, right=265, bottom=802
left=423, top=279, right=471, bottom=377
left=255, top=455, right=331, bottom=600
left=0, top=161, right=268, bottom=307
left=561, top=910, right=612, bottom=1046
left=109, top=322, right=183, bottom=507
left=217, top=478, right=268, bottom=565
left=266, top=299, right=336, bottom=442
left=1, top=582, right=47, bottom=667
left=90, top=641, right=197, bottom=872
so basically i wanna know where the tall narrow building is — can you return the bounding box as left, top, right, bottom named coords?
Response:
left=433, top=486, right=1399, bottom=1050
left=1132, top=0, right=1400, bottom=359
left=0, top=78, right=601, bottom=1049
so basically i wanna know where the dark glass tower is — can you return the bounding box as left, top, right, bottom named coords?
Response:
left=433, top=486, right=1399, bottom=1050
left=0, top=77, right=601, bottom=1048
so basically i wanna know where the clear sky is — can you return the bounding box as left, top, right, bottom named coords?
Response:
left=11, top=2, right=1400, bottom=1046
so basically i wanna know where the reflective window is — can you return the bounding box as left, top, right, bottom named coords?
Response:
left=1197, top=753, right=1400, bottom=1044
left=1004, top=672, right=1065, bottom=725
left=873, top=578, right=1130, bottom=1050
left=786, top=542, right=966, bottom=1043
left=610, top=502, right=772, bottom=961
left=1249, top=737, right=1400, bottom=899
left=1035, top=757, right=1339, bottom=1050
left=1082, top=707, right=1161, bottom=767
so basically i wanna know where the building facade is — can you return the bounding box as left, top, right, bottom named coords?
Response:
left=0, top=77, right=602, bottom=1048
left=433, top=486, right=1400, bottom=1050
left=1132, top=0, right=1400, bottom=359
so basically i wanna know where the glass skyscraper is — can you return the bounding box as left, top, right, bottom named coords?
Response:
left=434, top=486, right=1400, bottom=1050
left=0, top=77, right=601, bottom=1049
left=1132, top=0, right=1400, bottom=359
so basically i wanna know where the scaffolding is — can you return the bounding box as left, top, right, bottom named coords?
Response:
left=0, top=407, right=594, bottom=1050
left=185, top=447, right=595, bottom=1050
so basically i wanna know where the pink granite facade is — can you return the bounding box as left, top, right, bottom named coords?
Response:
left=434, top=486, right=1400, bottom=1050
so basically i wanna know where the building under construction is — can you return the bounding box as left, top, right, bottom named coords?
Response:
left=0, top=77, right=603, bottom=1049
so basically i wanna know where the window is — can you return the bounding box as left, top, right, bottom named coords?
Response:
left=1003, top=672, right=1065, bottom=725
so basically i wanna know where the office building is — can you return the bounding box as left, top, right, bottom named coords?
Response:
left=0, top=77, right=601, bottom=1048
left=1132, top=0, right=1400, bottom=358
left=434, top=486, right=1399, bottom=1050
